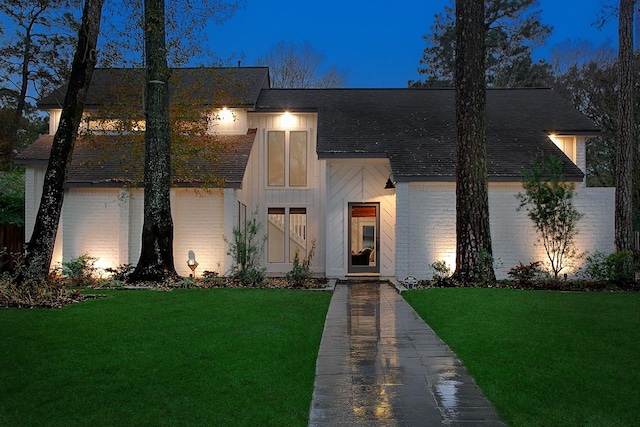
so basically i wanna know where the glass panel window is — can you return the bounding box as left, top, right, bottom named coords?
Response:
left=289, top=131, right=307, bottom=186
left=289, top=208, right=307, bottom=262
left=268, top=208, right=285, bottom=263
left=267, top=207, right=307, bottom=264
left=268, top=131, right=285, bottom=186
left=267, top=130, right=307, bottom=187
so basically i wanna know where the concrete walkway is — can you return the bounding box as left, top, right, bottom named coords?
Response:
left=308, top=281, right=505, bottom=426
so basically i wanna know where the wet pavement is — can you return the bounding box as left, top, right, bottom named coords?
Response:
left=308, top=281, right=505, bottom=426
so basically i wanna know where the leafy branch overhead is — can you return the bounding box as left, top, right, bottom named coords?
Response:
left=418, top=0, right=552, bottom=87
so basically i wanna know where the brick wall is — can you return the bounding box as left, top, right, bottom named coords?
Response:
left=399, top=182, right=615, bottom=280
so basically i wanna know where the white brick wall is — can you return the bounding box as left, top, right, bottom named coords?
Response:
left=172, top=188, right=227, bottom=277
left=400, top=182, right=615, bottom=280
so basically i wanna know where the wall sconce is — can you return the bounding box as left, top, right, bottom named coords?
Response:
left=280, top=111, right=295, bottom=128
left=187, top=250, right=199, bottom=278
left=384, top=174, right=396, bottom=189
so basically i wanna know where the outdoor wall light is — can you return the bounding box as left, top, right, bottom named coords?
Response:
left=384, top=174, right=396, bottom=189
left=187, top=250, right=199, bottom=278
left=217, top=107, right=234, bottom=122
left=280, top=111, right=295, bottom=128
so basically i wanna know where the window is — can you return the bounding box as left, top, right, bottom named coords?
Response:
left=267, top=130, right=307, bottom=187
left=549, top=135, right=576, bottom=163
left=267, top=207, right=307, bottom=263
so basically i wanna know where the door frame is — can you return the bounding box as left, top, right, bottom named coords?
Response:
left=348, top=202, right=380, bottom=274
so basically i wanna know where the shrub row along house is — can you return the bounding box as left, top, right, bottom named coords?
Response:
left=17, top=67, right=614, bottom=279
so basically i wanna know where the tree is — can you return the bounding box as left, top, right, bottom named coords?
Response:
left=17, top=0, right=104, bottom=288
left=98, top=0, right=240, bottom=68
left=0, top=0, right=78, bottom=169
left=128, top=0, right=177, bottom=282
left=517, top=156, right=583, bottom=278
left=418, top=0, right=552, bottom=87
left=257, top=41, right=346, bottom=88
left=452, top=0, right=495, bottom=284
left=615, top=0, right=635, bottom=263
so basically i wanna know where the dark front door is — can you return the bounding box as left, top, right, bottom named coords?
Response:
left=348, top=203, right=379, bottom=274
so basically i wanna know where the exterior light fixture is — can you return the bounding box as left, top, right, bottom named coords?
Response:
left=384, top=175, right=396, bottom=189
left=187, top=250, right=199, bottom=278
left=280, top=111, right=295, bottom=128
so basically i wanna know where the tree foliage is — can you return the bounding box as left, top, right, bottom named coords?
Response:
left=98, top=0, right=241, bottom=67
left=257, top=41, right=346, bottom=88
left=418, top=0, right=552, bottom=87
left=0, top=0, right=78, bottom=168
left=517, top=156, right=583, bottom=278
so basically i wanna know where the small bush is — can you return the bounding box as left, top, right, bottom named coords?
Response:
left=226, top=211, right=267, bottom=286
left=285, top=239, right=316, bottom=287
left=0, top=273, right=84, bottom=308
left=508, top=261, right=546, bottom=286
left=431, top=260, right=454, bottom=287
left=583, top=251, right=635, bottom=284
left=104, top=263, right=134, bottom=281
left=62, top=254, right=97, bottom=287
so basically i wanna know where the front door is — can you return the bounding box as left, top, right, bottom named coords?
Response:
left=348, top=203, right=379, bottom=274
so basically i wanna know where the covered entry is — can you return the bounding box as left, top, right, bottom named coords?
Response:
left=348, top=203, right=379, bottom=274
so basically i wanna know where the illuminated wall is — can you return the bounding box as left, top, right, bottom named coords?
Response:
left=396, top=181, right=615, bottom=280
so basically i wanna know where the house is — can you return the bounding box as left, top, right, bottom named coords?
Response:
left=17, top=67, right=615, bottom=280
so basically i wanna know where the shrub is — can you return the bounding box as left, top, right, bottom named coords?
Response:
left=104, top=263, right=135, bottom=281
left=62, top=254, right=98, bottom=287
left=583, top=251, right=635, bottom=284
left=507, top=261, right=546, bottom=286
left=285, top=238, right=316, bottom=287
left=516, top=156, right=583, bottom=278
left=431, top=260, right=453, bottom=286
left=226, top=211, right=266, bottom=286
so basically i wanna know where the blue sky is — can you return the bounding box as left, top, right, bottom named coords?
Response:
left=205, top=0, right=618, bottom=87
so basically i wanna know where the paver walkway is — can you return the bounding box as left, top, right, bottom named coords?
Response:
left=308, top=281, right=505, bottom=426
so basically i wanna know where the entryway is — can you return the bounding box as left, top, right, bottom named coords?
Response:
left=348, top=203, right=379, bottom=274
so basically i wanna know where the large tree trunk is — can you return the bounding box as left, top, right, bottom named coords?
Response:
left=452, top=0, right=495, bottom=284
left=615, top=0, right=635, bottom=255
left=128, top=0, right=177, bottom=282
left=18, top=0, right=104, bottom=287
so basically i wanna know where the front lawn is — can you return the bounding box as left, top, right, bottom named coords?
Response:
left=0, top=288, right=331, bottom=426
left=403, top=288, right=640, bottom=427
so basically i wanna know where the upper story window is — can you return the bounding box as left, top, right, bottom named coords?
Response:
left=267, top=130, right=308, bottom=187
left=549, top=135, right=576, bottom=164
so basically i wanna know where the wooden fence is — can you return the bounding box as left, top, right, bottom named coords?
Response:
left=1, top=225, right=24, bottom=275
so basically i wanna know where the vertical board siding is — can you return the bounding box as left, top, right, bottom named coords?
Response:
left=326, top=162, right=396, bottom=277
left=246, top=113, right=324, bottom=275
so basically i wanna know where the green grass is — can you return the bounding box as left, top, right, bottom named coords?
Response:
left=404, top=288, right=640, bottom=427
left=0, top=289, right=331, bottom=426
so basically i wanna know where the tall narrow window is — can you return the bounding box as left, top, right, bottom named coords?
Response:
left=268, top=131, right=285, bottom=186
left=267, top=130, right=308, bottom=187
left=268, top=208, right=285, bottom=263
left=289, top=131, right=307, bottom=186
left=267, top=207, right=307, bottom=264
left=289, top=208, right=307, bottom=262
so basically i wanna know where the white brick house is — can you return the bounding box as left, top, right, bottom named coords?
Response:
left=17, top=67, right=614, bottom=279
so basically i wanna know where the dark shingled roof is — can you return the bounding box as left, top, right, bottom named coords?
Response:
left=16, top=130, right=256, bottom=188
left=38, top=67, right=270, bottom=110
left=255, top=88, right=598, bottom=181
left=26, top=69, right=598, bottom=185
